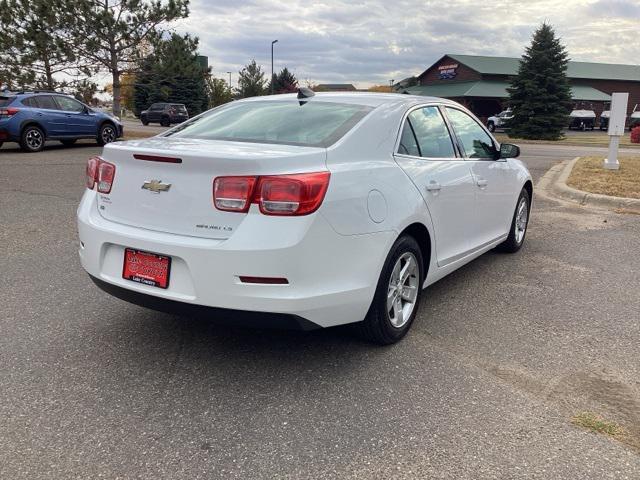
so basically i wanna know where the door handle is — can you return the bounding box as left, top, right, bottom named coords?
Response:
left=425, top=181, right=441, bottom=192
left=476, top=178, right=488, bottom=188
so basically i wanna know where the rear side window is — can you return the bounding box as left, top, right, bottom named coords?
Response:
left=445, top=107, right=496, bottom=159
left=398, top=121, right=420, bottom=156
left=35, top=96, right=59, bottom=110
left=401, top=106, right=456, bottom=158
left=166, top=101, right=373, bottom=148
left=22, top=97, right=38, bottom=108
left=150, top=104, right=165, bottom=111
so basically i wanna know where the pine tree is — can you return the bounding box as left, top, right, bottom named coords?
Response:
left=0, top=0, right=86, bottom=90
left=60, top=0, right=189, bottom=117
left=237, top=60, right=267, bottom=98
left=133, top=34, right=210, bottom=116
left=268, top=67, right=298, bottom=94
left=206, top=77, right=233, bottom=107
left=507, top=23, right=572, bottom=140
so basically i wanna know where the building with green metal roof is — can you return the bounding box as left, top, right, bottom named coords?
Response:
left=405, top=54, right=640, bottom=122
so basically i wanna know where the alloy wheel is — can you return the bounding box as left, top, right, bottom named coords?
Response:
left=515, top=197, right=528, bottom=244
left=387, top=252, right=419, bottom=328
left=26, top=128, right=43, bottom=150
left=102, top=126, right=116, bottom=144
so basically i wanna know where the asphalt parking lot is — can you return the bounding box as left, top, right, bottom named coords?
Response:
left=1, top=141, right=639, bottom=479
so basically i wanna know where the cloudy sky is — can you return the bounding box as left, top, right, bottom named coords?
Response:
left=174, top=0, right=640, bottom=88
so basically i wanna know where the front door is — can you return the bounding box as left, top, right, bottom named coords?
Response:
left=53, top=96, right=96, bottom=136
left=394, top=105, right=477, bottom=267
left=444, top=107, right=516, bottom=245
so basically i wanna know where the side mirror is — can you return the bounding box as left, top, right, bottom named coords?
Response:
left=499, top=143, right=520, bottom=159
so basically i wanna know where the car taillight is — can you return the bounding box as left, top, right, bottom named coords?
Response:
left=213, top=176, right=258, bottom=212
left=85, top=156, right=116, bottom=193
left=86, top=157, right=99, bottom=189
left=256, top=172, right=331, bottom=215
left=97, top=161, right=116, bottom=193
left=212, top=172, right=330, bottom=216
left=0, top=107, right=19, bottom=117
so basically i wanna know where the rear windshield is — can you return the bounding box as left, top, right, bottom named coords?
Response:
left=171, top=104, right=187, bottom=112
left=165, top=101, right=373, bottom=147
left=0, top=96, right=15, bottom=107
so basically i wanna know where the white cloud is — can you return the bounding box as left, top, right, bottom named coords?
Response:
left=174, top=0, right=639, bottom=88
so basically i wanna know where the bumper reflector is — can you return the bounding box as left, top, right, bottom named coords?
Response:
left=239, top=276, right=289, bottom=285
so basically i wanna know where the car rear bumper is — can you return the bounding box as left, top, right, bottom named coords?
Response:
left=89, top=274, right=320, bottom=330
left=77, top=190, right=395, bottom=328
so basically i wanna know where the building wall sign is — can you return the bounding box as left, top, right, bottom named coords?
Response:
left=438, top=63, right=459, bottom=80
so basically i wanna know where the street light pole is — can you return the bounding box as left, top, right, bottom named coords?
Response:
left=271, top=39, right=278, bottom=95
left=226, top=71, right=232, bottom=89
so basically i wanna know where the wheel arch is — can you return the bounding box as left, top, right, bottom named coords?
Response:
left=98, top=119, right=116, bottom=132
left=522, top=179, right=533, bottom=207
left=20, top=120, right=47, bottom=137
left=399, top=222, right=432, bottom=280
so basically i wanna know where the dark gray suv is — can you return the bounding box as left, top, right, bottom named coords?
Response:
left=140, top=103, right=189, bottom=126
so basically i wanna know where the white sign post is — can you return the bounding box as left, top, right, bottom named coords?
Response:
left=604, top=92, right=629, bottom=170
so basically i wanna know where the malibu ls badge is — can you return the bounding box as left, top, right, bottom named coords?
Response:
left=142, top=180, right=171, bottom=193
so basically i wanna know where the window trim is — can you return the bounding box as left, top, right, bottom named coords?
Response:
left=394, top=102, right=461, bottom=161
left=442, top=105, right=500, bottom=161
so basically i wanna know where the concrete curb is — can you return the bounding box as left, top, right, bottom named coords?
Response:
left=538, top=156, right=640, bottom=213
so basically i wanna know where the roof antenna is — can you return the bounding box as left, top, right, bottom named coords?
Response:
left=297, top=87, right=315, bottom=105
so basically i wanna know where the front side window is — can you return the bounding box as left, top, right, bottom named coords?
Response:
left=55, top=96, right=85, bottom=113
left=445, top=107, right=496, bottom=159
left=166, top=101, right=373, bottom=148
left=402, top=106, right=456, bottom=158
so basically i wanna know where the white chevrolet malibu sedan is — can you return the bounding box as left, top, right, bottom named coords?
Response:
left=78, top=91, right=532, bottom=344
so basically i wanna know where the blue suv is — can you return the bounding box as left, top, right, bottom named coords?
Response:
left=0, top=92, right=123, bottom=152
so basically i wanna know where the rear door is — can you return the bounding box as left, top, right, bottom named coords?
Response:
left=24, top=95, right=62, bottom=135
left=53, top=96, right=96, bottom=135
left=444, top=106, right=517, bottom=244
left=394, top=105, right=477, bottom=267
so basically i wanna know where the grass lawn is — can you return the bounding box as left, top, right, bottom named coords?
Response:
left=495, top=133, right=640, bottom=149
left=567, top=156, right=640, bottom=199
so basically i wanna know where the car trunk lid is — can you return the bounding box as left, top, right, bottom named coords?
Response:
left=96, top=137, right=327, bottom=240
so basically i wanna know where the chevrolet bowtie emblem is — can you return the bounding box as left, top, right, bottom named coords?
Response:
left=142, top=180, right=171, bottom=193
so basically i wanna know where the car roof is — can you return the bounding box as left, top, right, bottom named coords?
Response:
left=238, top=92, right=460, bottom=109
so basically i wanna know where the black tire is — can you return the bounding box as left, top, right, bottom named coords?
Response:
left=160, top=116, right=170, bottom=127
left=20, top=125, right=46, bottom=152
left=496, top=188, right=530, bottom=253
left=355, top=235, right=424, bottom=345
left=60, top=139, right=77, bottom=147
left=97, top=123, right=117, bottom=146
left=141, top=116, right=149, bottom=126
left=487, top=121, right=495, bottom=133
